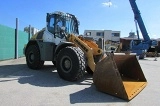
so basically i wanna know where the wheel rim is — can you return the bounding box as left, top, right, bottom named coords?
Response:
left=28, top=52, right=34, bottom=63
left=61, top=56, right=72, bottom=73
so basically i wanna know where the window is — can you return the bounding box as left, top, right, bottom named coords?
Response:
left=112, top=33, right=120, bottom=37
left=48, top=17, right=55, bottom=34
left=86, top=32, right=91, bottom=36
left=96, top=32, right=104, bottom=36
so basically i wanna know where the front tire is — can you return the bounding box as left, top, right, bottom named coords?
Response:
left=26, top=45, right=44, bottom=69
left=57, top=47, right=85, bottom=81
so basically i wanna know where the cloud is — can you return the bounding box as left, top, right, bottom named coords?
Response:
left=102, top=1, right=112, bottom=7
left=102, top=1, right=118, bottom=8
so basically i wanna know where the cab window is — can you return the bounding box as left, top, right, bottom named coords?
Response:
left=48, top=17, right=55, bottom=34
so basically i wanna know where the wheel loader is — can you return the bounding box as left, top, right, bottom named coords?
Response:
left=24, top=11, right=147, bottom=100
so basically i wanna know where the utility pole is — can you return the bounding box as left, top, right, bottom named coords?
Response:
left=15, top=18, right=18, bottom=59
left=28, top=25, right=31, bottom=41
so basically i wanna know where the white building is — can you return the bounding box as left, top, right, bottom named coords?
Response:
left=84, top=30, right=121, bottom=50
left=84, top=30, right=120, bottom=42
left=31, top=27, right=40, bottom=35
left=24, top=27, right=40, bottom=35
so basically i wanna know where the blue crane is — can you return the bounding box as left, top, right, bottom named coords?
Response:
left=129, top=0, right=157, bottom=59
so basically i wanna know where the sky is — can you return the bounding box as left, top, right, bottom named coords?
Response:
left=0, top=0, right=160, bottom=38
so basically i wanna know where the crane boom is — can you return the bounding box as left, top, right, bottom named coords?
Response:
left=129, top=0, right=157, bottom=58
left=129, top=0, right=150, bottom=41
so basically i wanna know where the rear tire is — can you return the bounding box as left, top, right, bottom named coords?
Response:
left=26, top=45, right=44, bottom=69
left=57, top=47, right=85, bottom=81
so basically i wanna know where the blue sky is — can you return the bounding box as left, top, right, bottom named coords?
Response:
left=0, top=0, right=160, bottom=38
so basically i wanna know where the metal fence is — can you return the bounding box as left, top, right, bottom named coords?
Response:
left=0, top=24, right=28, bottom=60
left=0, top=12, right=42, bottom=61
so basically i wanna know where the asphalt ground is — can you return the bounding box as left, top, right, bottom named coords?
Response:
left=0, top=57, right=160, bottom=106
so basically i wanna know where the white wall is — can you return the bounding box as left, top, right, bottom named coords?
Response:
left=84, top=30, right=120, bottom=42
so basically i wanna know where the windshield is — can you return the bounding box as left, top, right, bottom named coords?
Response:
left=47, top=12, right=79, bottom=38
left=56, top=14, right=79, bottom=35
left=64, top=16, right=79, bottom=35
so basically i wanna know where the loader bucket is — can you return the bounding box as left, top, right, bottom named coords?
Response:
left=93, top=54, right=147, bottom=100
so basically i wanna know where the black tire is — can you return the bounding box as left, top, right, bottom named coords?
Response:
left=139, top=53, right=146, bottom=59
left=57, top=46, right=85, bottom=81
left=26, top=45, right=44, bottom=69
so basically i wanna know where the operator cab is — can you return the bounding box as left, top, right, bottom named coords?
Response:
left=46, top=11, right=79, bottom=39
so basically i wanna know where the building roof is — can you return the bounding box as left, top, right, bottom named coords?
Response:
left=157, top=38, right=160, bottom=41
left=120, top=37, right=142, bottom=40
left=121, top=37, right=160, bottom=41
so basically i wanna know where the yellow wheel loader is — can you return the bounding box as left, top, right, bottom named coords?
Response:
left=24, top=11, right=147, bottom=100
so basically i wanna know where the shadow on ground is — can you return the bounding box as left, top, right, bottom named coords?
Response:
left=0, top=63, right=126, bottom=103
left=70, top=84, right=126, bottom=104
left=0, top=64, right=86, bottom=87
left=0, top=63, right=99, bottom=87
